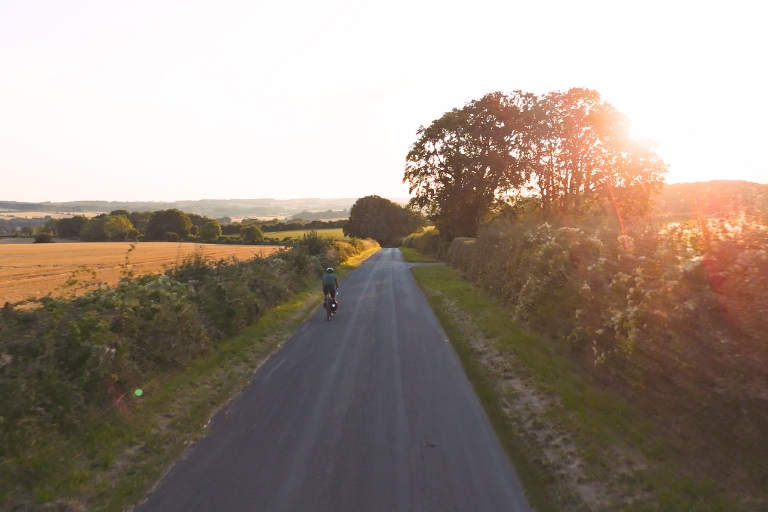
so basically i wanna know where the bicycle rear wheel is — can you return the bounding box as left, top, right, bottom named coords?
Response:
left=326, top=297, right=332, bottom=321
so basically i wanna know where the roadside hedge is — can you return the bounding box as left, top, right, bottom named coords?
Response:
left=0, top=232, right=377, bottom=500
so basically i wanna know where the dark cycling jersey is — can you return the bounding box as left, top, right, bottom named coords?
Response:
left=322, top=273, right=337, bottom=286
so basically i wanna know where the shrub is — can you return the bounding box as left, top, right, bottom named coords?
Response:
left=33, top=234, right=53, bottom=243
left=200, top=220, right=223, bottom=243
left=165, top=232, right=180, bottom=242
left=403, top=228, right=443, bottom=258
left=240, top=224, right=264, bottom=244
left=448, top=215, right=768, bottom=381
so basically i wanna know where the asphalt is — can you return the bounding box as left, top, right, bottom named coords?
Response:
left=135, top=248, right=531, bottom=512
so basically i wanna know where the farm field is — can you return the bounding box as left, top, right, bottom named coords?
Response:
left=0, top=242, right=280, bottom=304
left=0, top=211, right=104, bottom=220
left=265, top=228, right=345, bottom=240
left=0, top=237, right=81, bottom=245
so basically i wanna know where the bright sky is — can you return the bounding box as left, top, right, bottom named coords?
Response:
left=1, top=0, right=765, bottom=202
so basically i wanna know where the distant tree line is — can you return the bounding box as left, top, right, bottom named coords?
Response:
left=25, top=209, right=357, bottom=244
left=218, top=218, right=347, bottom=236
left=0, top=218, right=50, bottom=236
left=404, top=88, right=668, bottom=240
left=37, top=209, right=260, bottom=244
left=290, top=209, right=349, bottom=221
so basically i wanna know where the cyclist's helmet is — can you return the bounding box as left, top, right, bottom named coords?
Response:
left=326, top=268, right=334, bottom=273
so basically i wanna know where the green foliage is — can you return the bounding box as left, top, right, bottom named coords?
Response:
left=188, top=213, right=214, bottom=228
left=296, top=230, right=329, bottom=256
left=145, top=209, right=192, bottom=240
left=405, top=92, right=530, bottom=240
left=402, top=228, right=447, bottom=259
left=404, top=89, right=667, bottom=240
left=127, top=211, right=152, bottom=235
left=54, top=216, right=88, bottom=237
left=79, top=217, right=108, bottom=241
left=80, top=215, right=137, bottom=241
left=412, top=265, right=739, bottom=511
left=33, top=226, right=53, bottom=242
left=443, top=214, right=768, bottom=500
left=35, top=233, right=53, bottom=244
left=239, top=223, right=264, bottom=243
left=398, top=247, right=438, bottom=263
left=200, top=220, right=223, bottom=242
left=104, top=215, right=135, bottom=241
left=344, top=195, right=425, bottom=245
left=0, top=239, right=379, bottom=506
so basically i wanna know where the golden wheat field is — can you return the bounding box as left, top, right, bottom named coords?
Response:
left=0, top=242, right=280, bottom=304
left=0, top=211, right=104, bottom=219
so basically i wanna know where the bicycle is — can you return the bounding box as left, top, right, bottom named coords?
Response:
left=324, top=289, right=338, bottom=321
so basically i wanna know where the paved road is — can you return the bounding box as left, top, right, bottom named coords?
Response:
left=136, top=248, right=530, bottom=512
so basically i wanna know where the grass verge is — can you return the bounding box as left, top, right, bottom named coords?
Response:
left=399, top=246, right=438, bottom=263
left=19, top=247, right=378, bottom=512
left=410, top=264, right=735, bottom=512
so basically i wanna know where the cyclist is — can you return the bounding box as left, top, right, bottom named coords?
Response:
left=322, top=267, right=339, bottom=314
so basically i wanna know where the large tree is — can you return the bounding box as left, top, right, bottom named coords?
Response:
left=79, top=214, right=136, bottom=241
left=128, top=211, right=152, bottom=234
left=54, top=215, right=88, bottom=237
left=527, top=88, right=666, bottom=217
left=200, top=220, right=223, bottom=242
left=404, top=89, right=667, bottom=239
left=344, top=195, right=425, bottom=245
left=145, top=209, right=193, bottom=239
left=404, top=92, right=532, bottom=240
left=240, top=224, right=264, bottom=243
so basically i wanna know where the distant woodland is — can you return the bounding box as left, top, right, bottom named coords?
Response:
left=0, top=209, right=348, bottom=243
left=0, top=198, right=390, bottom=219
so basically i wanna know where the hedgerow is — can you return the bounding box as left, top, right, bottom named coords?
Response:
left=449, top=216, right=768, bottom=368
left=443, top=214, right=768, bottom=498
left=0, top=232, right=376, bottom=503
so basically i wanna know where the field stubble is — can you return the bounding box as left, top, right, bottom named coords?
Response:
left=0, top=242, right=279, bottom=304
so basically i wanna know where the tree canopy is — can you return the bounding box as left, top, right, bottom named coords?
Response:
left=343, top=195, right=425, bottom=245
left=145, top=209, right=193, bottom=240
left=79, top=214, right=138, bottom=241
left=200, top=220, right=222, bottom=242
left=240, top=224, right=264, bottom=243
left=404, top=89, right=667, bottom=240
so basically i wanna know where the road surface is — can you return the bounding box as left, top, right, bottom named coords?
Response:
left=136, top=248, right=530, bottom=512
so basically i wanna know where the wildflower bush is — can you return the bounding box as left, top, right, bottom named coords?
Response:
left=450, top=216, right=768, bottom=369
left=0, top=233, right=376, bottom=500
left=445, top=214, right=768, bottom=495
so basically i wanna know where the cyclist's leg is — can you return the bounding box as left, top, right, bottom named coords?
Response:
left=322, top=284, right=334, bottom=304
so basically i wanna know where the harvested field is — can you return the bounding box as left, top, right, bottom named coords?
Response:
left=0, top=211, right=104, bottom=219
left=265, top=228, right=345, bottom=240
left=0, top=237, right=80, bottom=245
left=0, top=242, right=280, bottom=304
